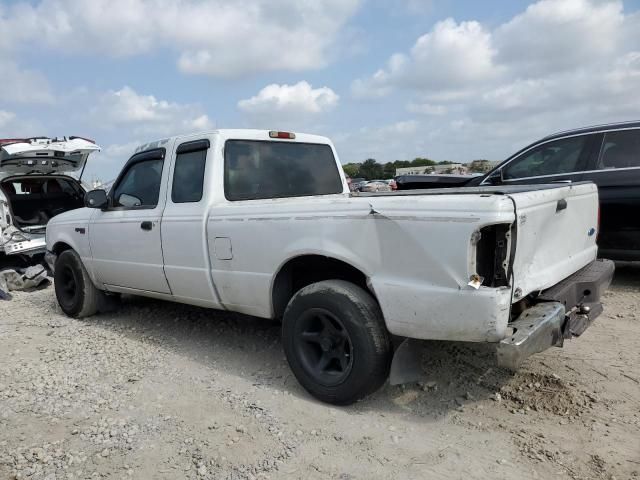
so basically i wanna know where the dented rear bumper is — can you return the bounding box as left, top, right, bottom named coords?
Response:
left=497, top=259, right=615, bottom=370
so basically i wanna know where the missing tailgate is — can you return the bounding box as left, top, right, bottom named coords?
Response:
left=475, top=224, right=513, bottom=288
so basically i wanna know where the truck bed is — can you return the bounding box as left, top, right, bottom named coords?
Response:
left=353, top=182, right=589, bottom=197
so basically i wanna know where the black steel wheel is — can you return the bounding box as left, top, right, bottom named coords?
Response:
left=283, top=280, right=392, bottom=405
left=293, top=308, right=354, bottom=386
left=54, top=250, right=101, bottom=318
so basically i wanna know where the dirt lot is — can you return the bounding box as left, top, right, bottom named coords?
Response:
left=1, top=264, right=639, bottom=480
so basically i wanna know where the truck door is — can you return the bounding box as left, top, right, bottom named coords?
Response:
left=160, top=137, right=221, bottom=306
left=89, top=147, right=171, bottom=294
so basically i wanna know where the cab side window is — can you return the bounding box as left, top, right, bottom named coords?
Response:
left=172, top=140, right=209, bottom=203
left=503, top=135, right=589, bottom=180
left=598, top=130, right=640, bottom=169
left=112, top=157, right=164, bottom=208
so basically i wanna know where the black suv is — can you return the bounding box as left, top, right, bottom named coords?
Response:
left=396, top=121, right=640, bottom=261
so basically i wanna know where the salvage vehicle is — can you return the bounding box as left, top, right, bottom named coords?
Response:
left=0, top=137, right=100, bottom=259
left=396, top=121, right=640, bottom=261
left=45, top=129, right=614, bottom=405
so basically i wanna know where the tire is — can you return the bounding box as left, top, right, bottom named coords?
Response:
left=54, top=250, right=102, bottom=318
left=282, top=280, right=392, bottom=405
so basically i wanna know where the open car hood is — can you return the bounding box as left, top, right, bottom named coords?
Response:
left=0, top=137, right=101, bottom=175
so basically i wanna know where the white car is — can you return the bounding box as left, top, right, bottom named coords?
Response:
left=45, top=129, right=613, bottom=405
left=0, top=137, right=100, bottom=258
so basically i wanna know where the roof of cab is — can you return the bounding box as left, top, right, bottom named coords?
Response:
left=133, top=129, right=333, bottom=155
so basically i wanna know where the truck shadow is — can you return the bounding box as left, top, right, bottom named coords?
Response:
left=76, top=294, right=516, bottom=419
left=611, top=261, right=640, bottom=289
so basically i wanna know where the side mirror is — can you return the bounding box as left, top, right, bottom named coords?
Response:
left=85, top=189, right=108, bottom=209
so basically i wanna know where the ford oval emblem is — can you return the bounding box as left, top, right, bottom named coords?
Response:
left=588, top=228, right=596, bottom=237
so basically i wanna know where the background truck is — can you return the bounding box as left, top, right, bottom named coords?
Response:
left=45, top=129, right=614, bottom=405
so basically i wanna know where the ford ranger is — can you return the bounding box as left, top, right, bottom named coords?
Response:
left=45, top=129, right=614, bottom=405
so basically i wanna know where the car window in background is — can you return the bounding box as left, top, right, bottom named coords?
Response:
left=224, top=140, right=343, bottom=201
left=113, top=159, right=163, bottom=207
left=503, top=135, right=588, bottom=180
left=598, top=129, right=640, bottom=169
left=172, top=146, right=208, bottom=203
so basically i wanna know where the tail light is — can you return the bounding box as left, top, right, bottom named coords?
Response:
left=269, top=131, right=296, bottom=139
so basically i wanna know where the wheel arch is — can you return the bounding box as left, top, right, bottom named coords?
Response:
left=270, top=254, right=375, bottom=319
left=51, top=241, right=74, bottom=255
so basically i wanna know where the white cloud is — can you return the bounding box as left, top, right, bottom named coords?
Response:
left=0, top=0, right=361, bottom=77
left=0, top=110, right=16, bottom=128
left=352, top=18, right=497, bottom=98
left=0, top=60, right=54, bottom=104
left=92, top=86, right=214, bottom=136
left=238, top=81, right=339, bottom=115
left=348, top=0, right=640, bottom=163
left=83, top=141, right=141, bottom=184
left=494, top=0, right=624, bottom=75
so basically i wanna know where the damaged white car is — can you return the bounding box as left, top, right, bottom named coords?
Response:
left=0, top=137, right=100, bottom=259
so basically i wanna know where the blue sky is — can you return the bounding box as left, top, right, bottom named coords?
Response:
left=1, top=0, right=640, bottom=182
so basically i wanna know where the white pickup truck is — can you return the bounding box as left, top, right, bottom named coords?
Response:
left=45, top=129, right=614, bottom=405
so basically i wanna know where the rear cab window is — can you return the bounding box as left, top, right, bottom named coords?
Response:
left=171, top=139, right=210, bottom=203
left=224, top=140, right=343, bottom=201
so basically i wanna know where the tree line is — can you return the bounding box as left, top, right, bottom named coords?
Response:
left=342, top=158, right=494, bottom=181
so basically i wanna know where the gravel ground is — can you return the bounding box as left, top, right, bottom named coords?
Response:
left=0, top=264, right=639, bottom=480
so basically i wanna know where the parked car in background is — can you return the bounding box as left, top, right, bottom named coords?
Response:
left=46, top=129, right=612, bottom=405
left=360, top=180, right=391, bottom=192
left=383, top=179, right=397, bottom=190
left=347, top=177, right=365, bottom=192
left=0, top=137, right=100, bottom=258
left=395, top=121, right=640, bottom=261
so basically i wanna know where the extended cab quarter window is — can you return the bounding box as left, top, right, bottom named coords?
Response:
left=112, top=157, right=164, bottom=208
left=224, top=140, right=342, bottom=201
left=598, top=129, right=640, bottom=169
left=503, top=135, right=588, bottom=180
left=172, top=140, right=209, bottom=203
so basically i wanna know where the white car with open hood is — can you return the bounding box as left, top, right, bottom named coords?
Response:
left=45, top=129, right=614, bottom=405
left=0, top=137, right=100, bottom=258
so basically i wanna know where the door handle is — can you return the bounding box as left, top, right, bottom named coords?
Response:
left=140, top=221, right=153, bottom=231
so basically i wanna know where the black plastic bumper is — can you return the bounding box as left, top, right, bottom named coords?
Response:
left=497, top=259, right=615, bottom=369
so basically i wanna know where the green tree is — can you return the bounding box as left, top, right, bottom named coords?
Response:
left=410, top=157, right=436, bottom=167
left=393, top=160, right=411, bottom=168
left=342, top=163, right=361, bottom=178
left=359, top=158, right=384, bottom=180
left=382, top=162, right=396, bottom=179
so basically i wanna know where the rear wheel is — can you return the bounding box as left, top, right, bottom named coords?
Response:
left=54, top=250, right=103, bottom=318
left=282, top=280, right=392, bottom=405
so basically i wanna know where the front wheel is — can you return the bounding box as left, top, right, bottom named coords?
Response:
left=282, top=280, right=392, bottom=405
left=54, top=250, right=103, bottom=318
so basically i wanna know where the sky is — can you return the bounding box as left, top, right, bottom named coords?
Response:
left=1, top=0, right=640, bottom=182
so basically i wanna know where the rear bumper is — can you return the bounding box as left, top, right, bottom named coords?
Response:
left=497, top=259, right=615, bottom=369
